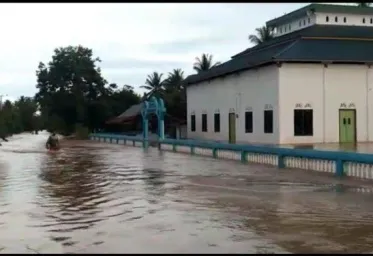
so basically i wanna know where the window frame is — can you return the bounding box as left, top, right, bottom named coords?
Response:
left=201, top=113, right=207, bottom=132
left=293, top=109, right=314, bottom=136
left=245, top=111, right=253, bottom=133
left=190, top=114, right=196, bottom=132
left=214, top=113, right=220, bottom=133
left=264, top=110, right=273, bottom=134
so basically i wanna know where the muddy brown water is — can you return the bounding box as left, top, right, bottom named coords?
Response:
left=1, top=132, right=373, bottom=253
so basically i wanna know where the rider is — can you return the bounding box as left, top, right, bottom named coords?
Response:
left=46, top=132, right=60, bottom=150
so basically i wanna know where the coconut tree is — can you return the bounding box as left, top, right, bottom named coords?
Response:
left=140, top=72, right=165, bottom=98
left=248, top=26, right=274, bottom=45
left=193, top=53, right=221, bottom=73
left=164, top=69, right=185, bottom=93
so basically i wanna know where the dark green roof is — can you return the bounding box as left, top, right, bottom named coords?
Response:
left=232, top=24, right=373, bottom=58
left=267, top=4, right=373, bottom=27
left=184, top=25, right=373, bottom=86
left=275, top=39, right=373, bottom=63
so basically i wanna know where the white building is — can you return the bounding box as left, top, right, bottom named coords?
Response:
left=184, top=4, right=373, bottom=145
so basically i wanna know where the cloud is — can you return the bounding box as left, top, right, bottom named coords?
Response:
left=0, top=3, right=308, bottom=98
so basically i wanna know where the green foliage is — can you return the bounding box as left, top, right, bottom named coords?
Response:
left=193, top=54, right=221, bottom=73
left=34, top=45, right=141, bottom=135
left=248, top=26, right=274, bottom=45
left=74, top=123, right=90, bottom=139
left=30, top=43, right=221, bottom=137
left=0, top=97, right=40, bottom=137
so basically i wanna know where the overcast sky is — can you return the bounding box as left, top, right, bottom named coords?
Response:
left=0, top=2, right=333, bottom=101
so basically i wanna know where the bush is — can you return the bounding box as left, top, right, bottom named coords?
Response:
left=74, top=123, right=90, bottom=139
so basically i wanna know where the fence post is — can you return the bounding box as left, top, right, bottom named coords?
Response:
left=213, top=148, right=217, bottom=158
left=336, top=159, right=344, bottom=177
left=241, top=151, right=247, bottom=163
left=278, top=154, right=285, bottom=168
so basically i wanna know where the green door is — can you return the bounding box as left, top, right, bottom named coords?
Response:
left=339, top=110, right=356, bottom=143
left=229, top=113, right=236, bottom=144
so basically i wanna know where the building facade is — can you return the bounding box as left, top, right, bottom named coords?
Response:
left=184, top=4, right=373, bottom=145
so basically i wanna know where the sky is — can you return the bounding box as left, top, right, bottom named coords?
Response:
left=0, top=2, right=344, bottom=101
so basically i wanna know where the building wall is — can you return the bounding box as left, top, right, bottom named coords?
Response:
left=279, top=63, right=373, bottom=144
left=274, top=12, right=373, bottom=39
left=315, top=12, right=373, bottom=26
left=274, top=14, right=316, bottom=37
left=187, top=65, right=280, bottom=144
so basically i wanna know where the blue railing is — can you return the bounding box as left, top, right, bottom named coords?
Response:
left=89, top=133, right=373, bottom=178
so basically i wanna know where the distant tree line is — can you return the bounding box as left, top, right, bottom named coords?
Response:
left=31, top=43, right=223, bottom=138
left=0, top=96, right=41, bottom=139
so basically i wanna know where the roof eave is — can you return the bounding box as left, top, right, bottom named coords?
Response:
left=185, top=61, right=276, bottom=86
left=266, top=4, right=313, bottom=27
left=274, top=59, right=373, bottom=65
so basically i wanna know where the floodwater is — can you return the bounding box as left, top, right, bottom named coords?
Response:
left=1, top=133, right=373, bottom=253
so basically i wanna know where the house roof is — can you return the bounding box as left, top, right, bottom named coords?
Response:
left=106, top=103, right=143, bottom=124
left=266, top=4, right=373, bottom=27
left=232, top=24, right=373, bottom=58
left=184, top=25, right=373, bottom=86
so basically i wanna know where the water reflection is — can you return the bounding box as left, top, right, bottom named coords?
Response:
left=142, top=149, right=166, bottom=200
left=181, top=178, right=373, bottom=253
left=37, top=144, right=105, bottom=246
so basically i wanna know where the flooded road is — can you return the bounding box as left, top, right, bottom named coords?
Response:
left=1, top=132, right=373, bottom=253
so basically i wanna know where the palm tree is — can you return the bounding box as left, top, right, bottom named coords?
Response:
left=357, top=2, right=371, bottom=7
left=164, top=69, right=185, bottom=92
left=193, top=53, right=221, bottom=73
left=248, top=26, right=274, bottom=45
left=140, top=72, right=165, bottom=98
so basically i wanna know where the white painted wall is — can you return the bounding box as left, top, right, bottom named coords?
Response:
left=279, top=63, right=373, bottom=144
left=187, top=65, right=280, bottom=144
left=315, top=12, right=373, bottom=26
left=274, top=14, right=316, bottom=37
left=273, top=12, right=373, bottom=38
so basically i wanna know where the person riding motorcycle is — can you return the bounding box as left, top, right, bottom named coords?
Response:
left=46, top=132, right=60, bottom=150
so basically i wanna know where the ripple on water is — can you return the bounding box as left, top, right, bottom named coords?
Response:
left=3, top=134, right=373, bottom=253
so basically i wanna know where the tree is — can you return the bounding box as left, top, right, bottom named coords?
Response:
left=34, top=45, right=110, bottom=135
left=164, top=69, right=185, bottom=93
left=357, top=2, right=371, bottom=7
left=248, top=26, right=274, bottom=45
left=193, top=53, right=221, bottom=73
left=140, top=72, right=165, bottom=97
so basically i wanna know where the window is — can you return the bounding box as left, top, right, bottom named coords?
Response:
left=303, top=19, right=306, bottom=25
left=370, top=18, right=373, bottom=24
left=288, top=24, right=291, bottom=30
left=190, top=115, right=196, bottom=132
left=264, top=110, right=273, bottom=134
left=279, top=27, right=282, bottom=33
left=284, top=26, right=287, bottom=32
left=335, top=16, right=338, bottom=22
left=363, top=18, right=366, bottom=23
left=245, top=111, right=253, bottom=133
left=214, top=113, right=220, bottom=132
left=326, top=16, right=329, bottom=22
left=299, top=20, right=302, bottom=27
left=343, top=17, right=347, bottom=23
left=308, top=17, right=311, bottom=24
left=202, top=114, right=207, bottom=132
left=294, top=109, right=313, bottom=136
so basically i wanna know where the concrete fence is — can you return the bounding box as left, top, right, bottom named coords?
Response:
left=89, top=133, right=373, bottom=181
